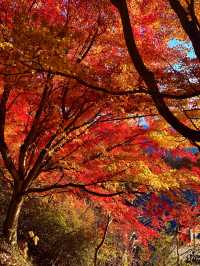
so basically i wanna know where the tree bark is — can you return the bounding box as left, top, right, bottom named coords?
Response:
left=3, top=190, right=24, bottom=246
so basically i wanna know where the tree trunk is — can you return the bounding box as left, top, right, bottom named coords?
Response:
left=3, top=190, right=24, bottom=246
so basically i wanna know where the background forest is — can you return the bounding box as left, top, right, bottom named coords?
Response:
left=0, top=0, right=200, bottom=265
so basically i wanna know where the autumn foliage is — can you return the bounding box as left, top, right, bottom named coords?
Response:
left=0, top=0, right=200, bottom=264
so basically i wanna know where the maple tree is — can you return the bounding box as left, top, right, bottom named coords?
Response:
left=0, top=1, right=200, bottom=259
left=111, top=0, right=200, bottom=145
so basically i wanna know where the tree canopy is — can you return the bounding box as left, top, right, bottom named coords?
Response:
left=0, top=0, right=200, bottom=263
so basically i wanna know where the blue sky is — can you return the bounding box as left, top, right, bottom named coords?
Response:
left=168, top=39, right=196, bottom=59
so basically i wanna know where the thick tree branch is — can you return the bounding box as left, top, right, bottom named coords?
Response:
left=22, top=106, right=100, bottom=193
left=25, top=182, right=123, bottom=197
left=0, top=85, right=19, bottom=180
left=0, top=85, right=10, bottom=141
left=2, top=68, right=199, bottom=100
left=188, top=0, right=200, bottom=31
left=0, top=142, right=19, bottom=181
left=34, top=67, right=200, bottom=100
left=111, top=0, right=200, bottom=142
left=169, top=0, right=200, bottom=60
left=18, top=80, right=51, bottom=177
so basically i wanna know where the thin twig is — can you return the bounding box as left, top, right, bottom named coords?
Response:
left=94, top=215, right=111, bottom=266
